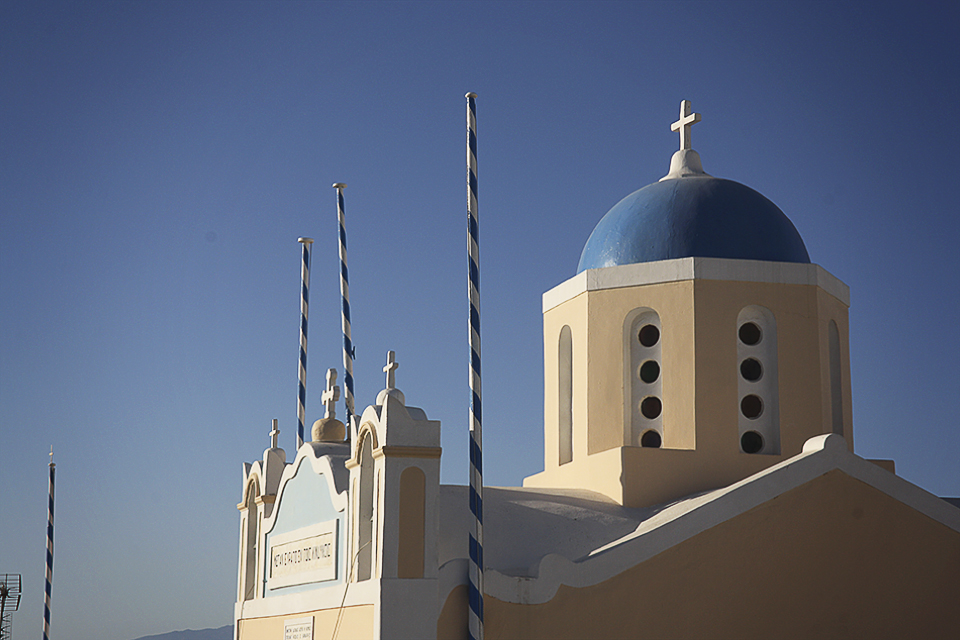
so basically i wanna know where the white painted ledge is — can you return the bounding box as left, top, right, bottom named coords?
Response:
left=235, top=578, right=379, bottom=621
left=543, top=257, right=850, bottom=312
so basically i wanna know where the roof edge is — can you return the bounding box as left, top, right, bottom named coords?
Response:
left=543, top=257, right=850, bottom=312
left=480, top=434, right=960, bottom=605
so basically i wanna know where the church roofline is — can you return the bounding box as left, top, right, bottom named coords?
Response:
left=544, top=256, right=850, bottom=312
left=450, top=434, right=960, bottom=607
left=259, top=442, right=351, bottom=535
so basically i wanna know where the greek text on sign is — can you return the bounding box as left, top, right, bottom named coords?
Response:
left=284, top=616, right=313, bottom=640
left=272, top=533, right=334, bottom=577
left=268, top=520, right=338, bottom=589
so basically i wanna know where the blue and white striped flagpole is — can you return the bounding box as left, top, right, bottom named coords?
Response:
left=43, top=447, right=55, bottom=640
left=332, top=183, right=356, bottom=424
left=297, top=237, right=314, bottom=449
left=465, top=91, right=484, bottom=640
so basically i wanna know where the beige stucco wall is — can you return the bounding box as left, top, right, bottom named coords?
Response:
left=690, top=279, right=852, bottom=454
left=442, top=470, right=960, bottom=639
left=541, top=286, right=588, bottom=470
left=238, top=603, right=374, bottom=639
left=438, top=585, right=469, bottom=640
left=528, top=275, right=852, bottom=508
left=540, top=280, right=696, bottom=474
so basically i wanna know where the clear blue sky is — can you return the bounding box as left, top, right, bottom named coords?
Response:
left=2, top=1, right=957, bottom=638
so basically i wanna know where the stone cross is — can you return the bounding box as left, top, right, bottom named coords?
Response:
left=670, top=99, right=701, bottom=151
left=383, top=350, right=399, bottom=389
left=322, top=368, right=341, bottom=419
left=269, top=419, right=280, bottom=449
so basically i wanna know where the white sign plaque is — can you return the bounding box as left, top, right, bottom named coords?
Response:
left=268, top=520, right=338, bottom=589
left=284, top=616, right=313, bottom=640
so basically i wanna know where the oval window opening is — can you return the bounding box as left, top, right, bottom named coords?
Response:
left=639, top=360, right=660, bottom=383
left=739, top=322, right=762, bottom=346
left=638, top=324, right=660, bottom=347
left=741, top=394, right=763, bottom=419
left=741, top=430, right=764, bottom=454
left=740, top=358, right=763, bottom=381
left=641, top=430, right=662, bottom=448
left=640, top=396, right=662, bottom=419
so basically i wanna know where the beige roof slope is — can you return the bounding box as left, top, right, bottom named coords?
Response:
left=438, top=434, right=960, bottom=608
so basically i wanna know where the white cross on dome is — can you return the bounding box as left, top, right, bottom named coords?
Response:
left=670, top=99, right=701, bottom=151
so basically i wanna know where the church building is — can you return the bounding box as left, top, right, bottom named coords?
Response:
left=233, top=101, right=960, bottom=639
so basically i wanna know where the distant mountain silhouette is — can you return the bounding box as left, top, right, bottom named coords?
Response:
left=131, top=625, right=232, bottom=640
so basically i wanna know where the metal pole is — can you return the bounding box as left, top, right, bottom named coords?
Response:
left=43, top=448, right=55, bottom=640
left=1, top=582, right=7, bottom=640
left=333, top=183, right=356, bottom=424
left=465, top=91, right=484, bottom=640
left=297, top=237, right=314, bottom=449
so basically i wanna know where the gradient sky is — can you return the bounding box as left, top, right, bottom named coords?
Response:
left=2, top=1, right=958, bottom=638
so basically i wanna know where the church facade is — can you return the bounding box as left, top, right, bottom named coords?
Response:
left=233, top=101, right=960, bottom=639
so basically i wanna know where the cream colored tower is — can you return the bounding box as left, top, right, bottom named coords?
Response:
left=346, top=351, right=442, bottom=640
left=525, top=101, right=853, bottom=508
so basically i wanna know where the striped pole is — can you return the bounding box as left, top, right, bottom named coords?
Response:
left=297, top=237, right=314, bottom=449
left=42, top=447, right=55, bottom=640
left=465, top=91, right=484, bottom=640
left=332, top=183, right=356, bottom=424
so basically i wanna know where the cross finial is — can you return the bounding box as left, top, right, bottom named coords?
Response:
left=383, top=351, right=399, bottom=389
left=322, top=368, right=341, bottom=419
left=670, top=100, right=701, bottom=151
left=269, top=419, right=280, bottom=449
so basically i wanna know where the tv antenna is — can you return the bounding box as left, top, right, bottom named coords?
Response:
left=0, top=574, right=22, bottom=640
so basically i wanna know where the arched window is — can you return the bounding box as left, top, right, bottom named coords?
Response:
left=737, top=306, right=780, bottom=454
left=398, top=467, right=426, bottom=579
left=829, top=320, right=843, bottom=436
left=240, top=480, right=260, bottom=600
left=627, top=308, right=663, bottom=448
left=356, top=433, right=375, bottom=581
left=559, top=325, right=573, bottom=465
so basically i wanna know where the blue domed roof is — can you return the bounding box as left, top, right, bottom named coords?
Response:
left=577, top=175, right=810, bottom=273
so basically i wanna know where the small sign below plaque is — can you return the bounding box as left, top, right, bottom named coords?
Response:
left=284, top=616, right=313, bottom=640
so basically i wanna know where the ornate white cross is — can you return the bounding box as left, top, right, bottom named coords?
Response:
left=322, top=368, right=341, bottom=419
left=383, top=350, right=399, bottom=389
left=269, top=419, right=280, bottom=449
left=670, top=99, right=701, bottom=151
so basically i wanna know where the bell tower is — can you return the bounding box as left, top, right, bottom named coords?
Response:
left=345, top=351, right=442, bottom=640
left=524, top=101, right=853, bottom=508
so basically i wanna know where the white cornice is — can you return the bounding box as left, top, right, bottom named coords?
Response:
left=543, top=257, right=850, bottom=312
